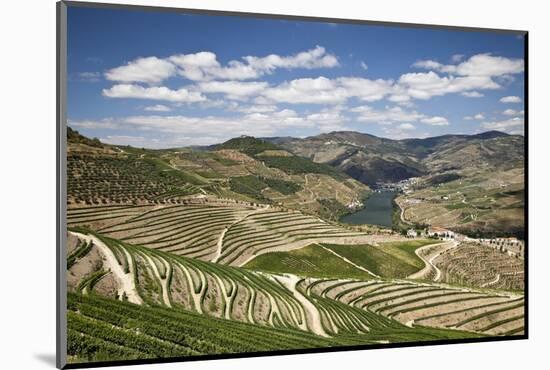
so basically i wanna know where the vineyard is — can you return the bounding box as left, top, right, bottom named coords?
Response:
left=67, top=203, right=385, bottom=265
left=67, top=153, right=205, bottom=205
left=433, top=243, right=524, bottom=290
left=67, top=229, right=523, bottom=362
left=64, top=132, right=525, bottom=365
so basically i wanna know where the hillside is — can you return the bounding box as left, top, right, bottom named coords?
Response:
left=267, top=131, right=525, bottom=236
left=66, top=229, right=524, bottom=363
left=65, top=129, right=525, bottom=365
left=268, top=131, right=523, bottom=186
left=67, top=131, right=370, bottom=221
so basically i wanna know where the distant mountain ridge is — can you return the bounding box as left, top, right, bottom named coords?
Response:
left=263, top=130, right=523, bottom=186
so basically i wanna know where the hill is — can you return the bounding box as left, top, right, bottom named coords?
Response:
left=66, top=130, right=370, bottom=221
left=265, top=131, right=524, bottom=236
left=66, top=228, right=522, bottom=365
left=267, top=130, right=523, bottom=186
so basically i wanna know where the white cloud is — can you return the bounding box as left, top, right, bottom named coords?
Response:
left=412, top=53, right=524, bottom=78
left=102, top=84, right=206, bottom=103
left=260, top=76, right=394, bottom=105
left=101, top=135, right=147, bottom=145
left=397, top=123, right=415, bottom=130
left=451, top=54, right=464, bottom=63
left=78, top=71, right=101, bottom=82
left=243, top=46, right=339, bottom=72
left=101, top=135, right=221, bottom=148
left=474, top=113, right=485, bottom=120
left=352, top=106, right=423, bottom=124
left=169, top=46, right=338, bottom=82
left=197, top=81, right=268, bottom=100
left=351, top=105, right=447, bottom=127
left=455, top=54, right=524, bottom=77
left=105, top=57, right=176, bottom=84
left=420, top=116, right=450, bottom=126
left=464, top=114, right=485, bottom=121
left=68, top=106, right=349, bottom=147
left=337, top=77, right=395, bottom=102
left=104, top=47, right=339, bottom=85
left=102, top=50, right=524, bottom=107
left=144, top=104, right=172, bottom=112
left=461, top=91, right=484, bottom=98
left=261, top=77, right=348, bottom=104
left=232, top=104, right=278, bottom=114
left=481, top=117, right=524, bottom=133
left=500, top=95, right=522, bottom=103
left=169, top=52, right=231, bottom=81
left=412, top=60, right=456, bottom=74
left=68, top=118, right=118, bottom=130
left=360, top=61, right=368, bottom=70
left=395, top=71, right=499, bottom=100
left=503, top=109, right=525, bottom=116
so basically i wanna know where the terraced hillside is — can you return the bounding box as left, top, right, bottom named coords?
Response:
left=396, top=167, right=524, bottom=238
left=67, top=131, right=369, bottom=221
left=65, top=130, right=525, bottom=365
left=67, top=231, right=523, bottom=341
left=270, top=131, right=524, bottom=237
left=67, top=151, right=206, bottom=205
left=67, top=203, right=391, bottom=265
left=306, top=278, right=524, bottom=336
left=433, top=243, right=524, bottom=290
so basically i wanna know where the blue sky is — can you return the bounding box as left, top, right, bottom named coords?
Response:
left=67, top=6, right=525, bottom=148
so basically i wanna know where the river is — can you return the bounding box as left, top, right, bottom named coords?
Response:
left=340, top=190, right=397, bottom=228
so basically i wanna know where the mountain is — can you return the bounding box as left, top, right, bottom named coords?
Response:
left=265, top=131, right=523, bottom=186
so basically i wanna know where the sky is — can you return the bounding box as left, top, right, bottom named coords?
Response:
left=67, top=5, right=526, bottom=149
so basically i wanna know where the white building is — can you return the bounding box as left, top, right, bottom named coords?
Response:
left=428, top=227, right=455, bottom=240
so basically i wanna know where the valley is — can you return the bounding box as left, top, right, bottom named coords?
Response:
left=65, top=128, right=525, bottom=364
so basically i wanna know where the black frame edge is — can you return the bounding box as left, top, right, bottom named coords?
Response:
left=523, top=32, right=530, bottom=339
left=62, top=335, right=527, bottom=369
left=62, top=0, right=527, bottom=35
left=57, top=1, right=68, bottom=369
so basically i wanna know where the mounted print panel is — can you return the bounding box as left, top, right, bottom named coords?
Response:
left=57, top=1, right=527, bottom=368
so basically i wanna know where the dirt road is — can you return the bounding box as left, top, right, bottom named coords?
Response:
left=71, top=231, right=143, bottom=304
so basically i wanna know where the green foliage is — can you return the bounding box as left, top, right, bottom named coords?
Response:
left=67, top=240, right=94, bottom=269
left=67, top=127, right=103, bottom=148
left=67, top=154, right=204, bottom=204
left=244, top=244, right=374, bottom=280
left=323, top=240, right=437, bottom=278
left=77, top=269, right=109, bottom=293
left=260, top=156, right=343, bottom=179
left=428, top=172, right=461, bottom=186
left=261, top=177, right=302, bottom=195
left=228, top=175, right=269, bottom=201
left=66, top=292, right=354, bottom=363
left=318, top=198, right=347, bottom=221
left=216, top=136, right=279, bottom=156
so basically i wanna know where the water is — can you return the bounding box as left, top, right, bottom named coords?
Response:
left=340, top=191, right=397, bottom=228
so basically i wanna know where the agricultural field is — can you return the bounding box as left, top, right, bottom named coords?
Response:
left=65, top=131, right=525, bottom=365
left=396, top=167, right=524, bottom=239
left=67, top=133, right=369, bottom=221
left=433, top=243, right=524, bottom=290
left=66, top=230, right=522, bottom=364
left=67, top=202, right=387, bottom=265
left=245, top=240, right=439, bottom=279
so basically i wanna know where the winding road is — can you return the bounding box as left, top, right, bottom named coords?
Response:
left=71, top=231, right=143, bottom=304
left=407, top=240, right=458, bottom=282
